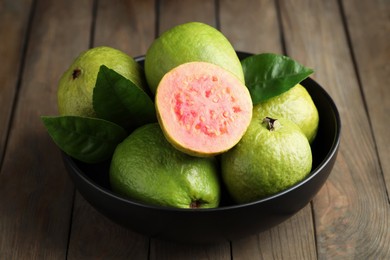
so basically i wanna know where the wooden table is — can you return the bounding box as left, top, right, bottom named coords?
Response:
left=1, top=0, right=389, bottom=258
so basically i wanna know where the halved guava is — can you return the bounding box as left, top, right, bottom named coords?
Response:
left=155, top=62, right=253, bottom=157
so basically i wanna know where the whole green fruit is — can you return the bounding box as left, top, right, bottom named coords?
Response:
left=145, top=22, right=244, bottom=94
left=109, top=123, right=221, bottom=209
left=57, top=46, right=145, bottom=117
left=221, top=117, right=312, bottom=204
left=253, top=84, right=319, bottom=143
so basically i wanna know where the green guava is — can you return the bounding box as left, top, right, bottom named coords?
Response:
left=253, top=84, right=319, bottom=143
left=221, top=116, right=312, bottom=204
left=145, top=22, right=244, bottom=94
left=57, top=46, right=145, bottom=117
left=155, top=61, right=253, bottom=157
left=109, top=123, right=221, bottom=209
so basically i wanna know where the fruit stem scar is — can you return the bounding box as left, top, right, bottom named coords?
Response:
left=190, top=200, right=201, bottom=208
left=263, top=117, right=278, bottom=131
left=72, top=68, right=81, bottom=79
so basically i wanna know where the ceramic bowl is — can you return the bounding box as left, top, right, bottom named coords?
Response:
left=62, top=52, right=341, bottom=244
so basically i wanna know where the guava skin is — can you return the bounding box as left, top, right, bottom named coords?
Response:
left=145, top=22, right=245, bottom=95
left=109, top=123, right=221, bottom=209
left=221, top=117, right=312, bottom=204
left=253, top=84, right=319, bottom=143
left=57, top=46, right=145, bottom=117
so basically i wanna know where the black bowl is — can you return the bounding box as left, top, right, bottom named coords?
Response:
left=62, top=52, right=341, bottom=244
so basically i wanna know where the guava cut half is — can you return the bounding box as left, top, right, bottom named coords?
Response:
left=155, top=62, right=253, bottom=157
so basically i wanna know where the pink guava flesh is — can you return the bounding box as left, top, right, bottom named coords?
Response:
left=156, top=62, right=253, bottom=156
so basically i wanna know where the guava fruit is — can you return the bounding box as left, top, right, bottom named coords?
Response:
left=155, top=61, right=253, bottom=157
left=221, top=116, right=312, bottom=204
left=145, top=21, right=244, bottom=94
left=57, top=46, right=145, bottom=117
left=109, top=123, right=220, bottom=209
left=253, top=84, right=319, bottom=143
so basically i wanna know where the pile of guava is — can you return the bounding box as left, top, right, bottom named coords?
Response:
left=42, top=22, right=319, bottom=208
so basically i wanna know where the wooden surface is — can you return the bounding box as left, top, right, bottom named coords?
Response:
left=0, top=0, right=389, bottom=258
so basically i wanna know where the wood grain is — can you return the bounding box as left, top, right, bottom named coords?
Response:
left=219, top=0, right=282, bottom=54
left=67, top=194, right=149, bottom=259
left=93, top=0, right=156, bottom=57
left=66, top=0, right=155, bottom=258
left=150, top=241, right=231, bottom=260
left=158, top=0, right=217, bottom=34
left=232, top=206, right=316, bottom=260
left=342, top=0, right=390, bottom=197
left=0, top=0, right=32, bottom=162
left=279, top=0, right=390, bottom=258
left=0, top=0, right=93, bottom=258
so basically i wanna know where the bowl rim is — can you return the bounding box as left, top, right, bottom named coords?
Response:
left=64, top=52, right=341, bottom=213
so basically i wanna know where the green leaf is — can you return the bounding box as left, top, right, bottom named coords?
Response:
left=241, top=53, right=314, bottom=104
left=93, top=65, right=156, bottom=131
left=41, top=115, right=127, bottom=163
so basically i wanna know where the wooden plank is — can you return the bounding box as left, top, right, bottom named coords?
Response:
left=342, top=0, right=390, bottom=196
left=0, top=0, right=32, bottom=162
left=158, top=0, right=216, bottom=34
left=219, top=0, right=317, bottom=258
left=66, top=0, right=154, bottom=258
left=93, top=0, right=156, bottom=57
left=150, top=241, right=231, bottom=260
left=0, top=0, right=93, bottom=258
left=279, top=0, right=390, bottom=258
left=67, top=195, right=149, bottom=259
left=219, top=0, right=282, bottom=54
left=232, top=207, right=316, bottom=259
